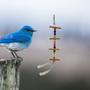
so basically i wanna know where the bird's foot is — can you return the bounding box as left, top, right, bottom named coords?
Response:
left=17, top=56, right=23, bottom=62
left=11, top=56, right=23, bottom=62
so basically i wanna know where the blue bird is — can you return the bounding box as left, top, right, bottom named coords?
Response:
left=0, top=26, right=36, bottom=58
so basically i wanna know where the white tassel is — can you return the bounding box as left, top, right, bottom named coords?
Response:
left=39, top=69, right=51, bottom=76
left=37, top=62, right=51, bottom=69
left=38, top=62, right=54, bottom=76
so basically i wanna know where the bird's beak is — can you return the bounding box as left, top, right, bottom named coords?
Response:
left=33, top=30, right=37, bottom=32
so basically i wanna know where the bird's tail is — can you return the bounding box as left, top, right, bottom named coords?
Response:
left=0, top=36, right=3, bottom=45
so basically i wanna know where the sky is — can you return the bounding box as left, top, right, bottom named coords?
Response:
left=0, top=0, right=90, bottom=88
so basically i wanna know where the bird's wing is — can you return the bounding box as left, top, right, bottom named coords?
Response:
left=0, top=32, right=31, bottom=43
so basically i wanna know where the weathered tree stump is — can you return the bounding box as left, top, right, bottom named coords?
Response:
left=0, top=58, right=22, bottom=90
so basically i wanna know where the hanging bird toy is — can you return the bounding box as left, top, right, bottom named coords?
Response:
left=37, top=14, right=62, bottom=76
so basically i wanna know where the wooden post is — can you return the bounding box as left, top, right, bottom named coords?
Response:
left=0, top=58, right=22, bottom=90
